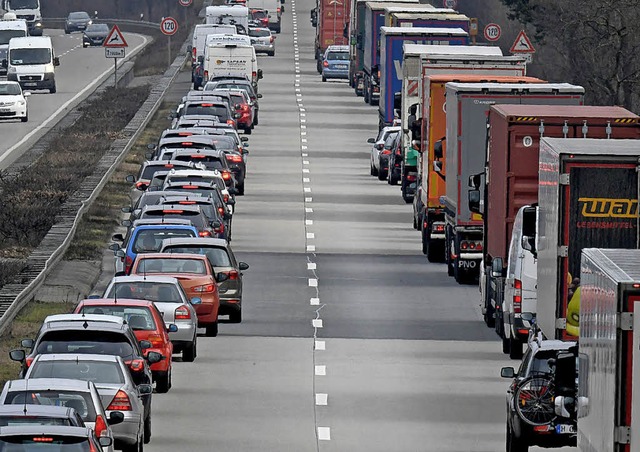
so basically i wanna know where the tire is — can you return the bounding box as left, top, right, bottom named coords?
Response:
left=65, top=29, right=70, bottom=34
left=322, top=75, right=327, bottom=82
left=502, top=335, right=510, bottom=354
left=205, top=322, right=218, bottom=337
left=370, top=162, right=376, bottom=176
left=390, top=173, right=399, bottom=185
left=122, top=439, right=141, bottom=452
left=446, top=236, right=454, bottom=276
left=237, top=184, right=244, bottom=196
left=268, top=51, right=275, bottom=56
left=507, top=422, right=529, bottom=452
left=484, top=306, right=495, bottom=328
left=49, top=83, right=56, bottom=94
left=21, top=114, right=28, bottom=123
left=253, top=111, right=259, bottom=126
left=402, top=194, right=413, bottom=204
left=229, top=309, right=242, bottom=323
left=427, top=239, right=443, bottom=263
left=155, top=370, right=171, bottom=394
left=143, top=415, right=151, bottom=444
left=182, top=338, right=196, bottom=362
left=509, top=336, right=524, bottom=360
left=378, top=169, right=387, bottom=181
left=244, top=127, right=252, bottom=135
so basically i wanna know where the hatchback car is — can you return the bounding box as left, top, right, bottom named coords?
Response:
left=249, top=26, right=275, bottom=56
left=125, top=160, right=201, bottom=192
left=225, top=88, right=256, bottom=133
left=130, top=253, right=225, bottom=337
left=82, top=23, right=109, bottom=47
left=72, top=300, right=175, bottom=392
left=65, top=11, right=92, bottom=33
left=138, top=204, right=221, bottom=239
left=160, top=238, right=248, bottom=323
left=0, top=81, right=29, bottom=122
left=368, top=126, right=400, bottom=178
left=0, top=425, right=111, bottom=452
left=0, top=405, right=85, bottom=427
left=204, top=80, right=261, bottom=125
left=322, top=45, right=349, bottom=82
left=102, top=276, right=199, bottom=362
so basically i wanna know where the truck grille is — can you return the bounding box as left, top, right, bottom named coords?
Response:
left=17, top=14, right=35, bottom=21
left=19, top=75, right=41, bottom=81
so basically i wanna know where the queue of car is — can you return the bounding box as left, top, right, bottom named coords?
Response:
left=0, top=12, right=268, bottom=451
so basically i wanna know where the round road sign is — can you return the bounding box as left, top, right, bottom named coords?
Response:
left=484, top=23, right=501, bottom=42
left=179, top=0, right=193, bottom=6
left=442, top=0, right=457, bottom=8
left=160, top=17, right=179, bottom=36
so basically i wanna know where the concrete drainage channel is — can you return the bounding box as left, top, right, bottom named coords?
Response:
left=0, top=36, right=191, bottom=335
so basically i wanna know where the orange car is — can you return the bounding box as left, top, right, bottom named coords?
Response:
left=73, top=298, right=175, bottom=393
left=130, top=253, right=223, bottom=337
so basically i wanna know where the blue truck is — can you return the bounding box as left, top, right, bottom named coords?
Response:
left=378, top=26, right=469, bottom=129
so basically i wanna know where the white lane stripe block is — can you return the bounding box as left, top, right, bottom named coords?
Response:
left=301, top=125, right=307, bottom=129
left=301, top=145, right=308, bottom=149
left=305, top=197, right=313, bottom=202
left=308, top=278, right=318, bottom=287
left=318, top=427, right=331, bottom=441
left=307, top=232, right=315, bottom=239
left=315, top=393, right=328, bottom=406
left=296, top=74, right=300, bottom=78
left=301, top=119, right=306, bottom=123
left=304, top=187, right=311, bottom=193
left=301, top=139, right=308, bottom=143
left=300, top=108, right=306, bottom=112
left=295, top=88, right=301, bottom=92
left=315, top=365, right=326, bottom=376
left=306, top=207, right=313, bottom=212
left=303, top=169, right=310, bottom=173
left=312, top=319, right=323, bottom=328
left=301, top=132, right=307, bottom=136
left=302, top=153, right=308, bottom=157
left=306, top=219, right=314, bottom=225
left=307, top=245, right=316, bottom=252
left=315, top=340, right=325, bottom=350
left=303, top=177, right=310, bottom=182
left=300, top=113, right=306, bottom=116
left=307, top=262, right=316, bottom=270
left=310, top=297, right=320, bottom=305
left=303, top=160, right=310, bottom=164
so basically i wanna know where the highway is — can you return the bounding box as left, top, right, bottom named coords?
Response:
left=0, top=29, right=149, bottom=170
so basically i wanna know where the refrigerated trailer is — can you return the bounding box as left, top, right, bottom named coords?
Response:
left=443, top=83, right=584, bottom=284
left=387, top=11, right=466, bottom=28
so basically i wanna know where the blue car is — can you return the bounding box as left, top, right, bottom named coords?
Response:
left=321, top=45, right=350, bottom=82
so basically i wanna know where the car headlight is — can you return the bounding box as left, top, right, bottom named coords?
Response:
left=88, top=20, right=92, bottom=25
left=18, top=100, right=25, bottom=106
left=35, top=22, right=42, bottom=27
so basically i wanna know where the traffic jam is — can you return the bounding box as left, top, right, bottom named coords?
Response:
left=314, top=0, right=640, bottom=451
left=0, top=2, right=281, bottom=450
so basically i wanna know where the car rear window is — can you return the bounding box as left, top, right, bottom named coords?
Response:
left=160, top=142, right=216, bottom=150
left=132, top=229, right=196, bottom=253
left=107, top=282, right=184, bottom=304
left=0, top=416, right=73, bottom=427
left=172, top=156, right=225, bottom=171
left=5, top=390, right=96, bottom=422
left=36, top=331, right=135, bottom=360
left=0, top=435, right=91, bottom=450
left=164, top=246, right=232, bottom=267
left=326, top=52, right=348, bottom=61
left=167, top=187, right=217, bottom=198
left=29, top=360, right=126, bottom=385
left=140, top=163, right=185, bottom=180
left=77, top=306, right=156, bottom=332
left=184, top=105, right=229, bottom=119
left=135, top=258, right=207, bottom=275
left=249, top=29, right=270, bottom=37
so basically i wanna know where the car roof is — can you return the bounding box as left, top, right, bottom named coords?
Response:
left=0, top=425, right=93, bottom=438
left=32, top=353, right=121, bottom=363
left=161, top=237, right=228, bottom=248
left=6, top=379, right=92, bottom=392
left=43, top=314, right=124, bottom=325
left=76, top=299, right=155, bottom=309
left=160, top=136, right=219, bottom=145
left=130, top=220, right=196, bottom=228
left=167, top=169, right=223, bottom=177
left=141, top=204, right=204, bottom=214
left=165, top=180, right=217, bottom=188
left=0, top=404, right=75, bottom=418
left=163, top=128, right=226, bottom=137
left=136, top=252, right=208, bottom=261
left=111, top=275, right=181, bottom=284
left=159, top=195, right=213, bottom=204
left=142, top=160, right=196, bottom=168
left=171, top=149, right=225, bottom=158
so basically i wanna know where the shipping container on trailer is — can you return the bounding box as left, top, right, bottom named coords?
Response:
left=478, top=106, right=640, bottom=339
left=314, top=0, right=350, bottom=72
left=389, top=11, right=468, bottom=29
left=443, top=83, right=584, bottom=284
left=382, top=4, right=441, bottom=26
left=378, top=26, right=469, bottom=130
left=537, top=139, right=640, bottom=341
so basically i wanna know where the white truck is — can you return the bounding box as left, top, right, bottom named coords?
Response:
left=4, top=35, right=59, bottom=93
left=205, top=5, right=249, bottom=34
left=246, top=0, right=282, bottom=32
left=203, top=40, right=261, bottom=88
left=1, top=0, right=41, bottom=35
left=191, top=24, right=237, bottom=66
left=0, top=15, right=27, bottom=75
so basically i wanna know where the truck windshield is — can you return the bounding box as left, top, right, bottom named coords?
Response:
left=10, top=48, right=50, bottom=65
left=7, top=0, right=39, bottom=10
left=0, top=30, right=27, bottom=46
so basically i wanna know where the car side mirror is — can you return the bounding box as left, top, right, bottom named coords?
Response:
left=190, top=297, right=202, bottom=305
left=257, top=93, right=263, bottom=98
left=238, top=262, right=249, bottom=271
left=9, top=349, right=26, bottom=362
left=258, top=69, right=263, bottom=79
left=107, top=411, right=125, bottom=426
left=491, top=257, right=503, bottom=278
left=211, top=221, right=222, bottom=230
left=138, top=384, right=153, bottom=395
left=147, top=143, right=157, bottom=150
left=367, top=138, right=376, bottom=144
left=145, top=351, right=164, bottom=364
left=432, top=160, right=443, bottom=173
left=125, top=175, right=135, bottom=183
left=241, top=137, right=249, bottom=142
left=144, top=152, right=154, bottom=160
left=109, top=243, right=121, bottom=251
left=167, top=324, right=178, bottom=333
left=500, top=367, right=515, bottom=379
left=169, top=111, right=178, bottom=119
left=242, top=149, right=249, bottom=155
left=20, top=339, right=34, bottom=349
left=468, top=189, right=481, bottom=214
left=121, top=220, right=132, bottom=228
left=53, top=56, right=60, bottom=66
left=139, top=340, right=152, bottom=350
left=115, top=249, right=126, bottom=258
left=99, top=437, right=113, bottom=447
left=121, top=206, right=132, bottom=213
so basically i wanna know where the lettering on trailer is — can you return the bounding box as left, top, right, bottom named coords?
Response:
left=458, top=260, right=477, bottom=268
left=578, top=197, right=638, bottom=218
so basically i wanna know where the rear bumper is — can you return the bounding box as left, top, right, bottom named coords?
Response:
left=219, top=298, right=241, bottom=315
left=168, top=321, right=197, bottom=343
left=110, top=412, right=142, bottom=446
left=322, top=68, right=349, bottom=79
left=194, top=298, right=219, bottom=325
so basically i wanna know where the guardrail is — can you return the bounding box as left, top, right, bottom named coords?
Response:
left=43, top=18, right=162, bottom=31
left=0, top=34, right=191, bottom=334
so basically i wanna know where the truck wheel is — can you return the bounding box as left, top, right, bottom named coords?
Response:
left=421, top=227, right=429, bottom=255
left=322, top=75, right=327, bottom=82
left=364, top=87, right=370, bottom=104
left=446, top=239, right=454, bottom=277
left=378, top=168, right=387, bottom=181
left=427, top=239, right=443, bottom=263
left=495, top=309, right=504, bottom=338
left=509, top=337, right=523, bottom=360
left=484, top=305, right=495, bottom=328
left=483, top=275, right=496, bottom=328
left=49, top=83, right=57, bottom=94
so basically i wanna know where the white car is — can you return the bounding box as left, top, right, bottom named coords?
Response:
left=248, top=27, right=275, bottom=56
left=0, top=81, right=29, bottom=122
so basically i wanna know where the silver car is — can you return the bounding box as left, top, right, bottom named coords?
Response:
left=24, top=355, right=151, bottom=452
left=0, top=425, right=112, bottom=451
left=160, top=237, right=249, bottom=323
left=249, top=27, right=275, bottom=56
left=0, top=378, right=122, bottom=451
left=103, top=275, right=199, bottom=362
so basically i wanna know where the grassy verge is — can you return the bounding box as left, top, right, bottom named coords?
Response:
left=0, top=302, right=75, bottom=386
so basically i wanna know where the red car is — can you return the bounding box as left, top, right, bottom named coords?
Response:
left=226, top=89, right=255, bottom=134
left=74, top=299, right=175, bottom=393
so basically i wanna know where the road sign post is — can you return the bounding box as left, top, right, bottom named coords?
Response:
left=160, top=17, right=179, bottom=68
left=103, top=25, right=128, bottom=89
left=469, top=18, right=478, bottom=45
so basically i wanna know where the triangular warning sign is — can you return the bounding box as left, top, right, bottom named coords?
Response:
left=510, top=30, right=535, bottom=53
left=103, top=25, right=128, bottom=48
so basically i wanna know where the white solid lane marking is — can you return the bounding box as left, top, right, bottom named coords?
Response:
left=303, top=177, right=310, bottom=182
left=304, top=187, right=311, bottom=192
left=310, top=297, right=320, bottom=305
left=309, top=278, right=318, bottom=287
left=312, top=319, right=323, bottom=328
left=317, top=427, right=331, bottom=441
left=307, top=263, right=317, bottom=270
left=315, top=340, right=325, bottom=350
left=315, top=365, right=326, bottom=376
left=303, top=160, right=310, bottom=164
left=303, top=168, right=310, bottom=173
left=315, top=393, right=328, bottom=406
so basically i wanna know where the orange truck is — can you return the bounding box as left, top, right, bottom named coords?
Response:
left=416, top=72, right=537, bottom=262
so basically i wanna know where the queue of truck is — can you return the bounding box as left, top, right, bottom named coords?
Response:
left=319, top=0, right=640, bottom=450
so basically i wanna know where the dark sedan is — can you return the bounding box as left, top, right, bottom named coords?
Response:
left=65, top=11, right=92, bottom=34
left=82, top=23, right=109, bottom=47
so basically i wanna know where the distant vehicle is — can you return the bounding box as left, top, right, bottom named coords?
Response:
left=0, top=81, right=29, bottom=122
left=249, top=8, right=269, bottom=27
left=82, top=23, right=109, bottom=47
left=248, top=26, right=275, bottom=56
left=367, top=126, right=400, bottom=178
left=4, top=36, right=60, bottom=93
left=1, top=0, right=43, bottom=36
left=205, top=5, right=249, bottom=34
left=246, top=0, right=282, bottom=32
left=65, top=11, right=92, bottom=34
left=321, top=45, right=349, bottom=82
left=0, top=18, right=27, bottom=76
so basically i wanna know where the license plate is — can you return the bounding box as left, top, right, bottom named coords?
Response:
left=23, top=82, right=36, bottom=86
left=555, top=424, right=576, bottom=434
left=336, top=64, right=347, bottom=69
left=0, top=108, right=10, bottom=112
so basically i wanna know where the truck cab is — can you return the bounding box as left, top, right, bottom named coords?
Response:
left=1, top=0, right=41, bottom=35
left=4, top=36, right=59, bottom=93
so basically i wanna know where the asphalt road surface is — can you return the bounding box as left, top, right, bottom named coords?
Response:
left=146, top=2, right=576, bottom=451
left=0, top=29, right=149, bottom=170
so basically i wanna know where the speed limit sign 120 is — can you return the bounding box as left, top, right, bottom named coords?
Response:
left=484, top=23, right=501, bottom=42
left=160, top=17, right=179, bottom=36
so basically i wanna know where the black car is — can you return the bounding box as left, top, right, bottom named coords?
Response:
left=82, top=23, right=109, bottom=47
left=65, top=11, right=92, bottom=34
left=204, top=80, right=262, bottom=125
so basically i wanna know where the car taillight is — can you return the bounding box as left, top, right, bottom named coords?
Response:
left=381, top=149, right=391, bottom=155
left=194, top=284, right=215, bottom=293
left=218, top=207, right=225, bottom=215
left=192, top=47, right=197, bottom=60
left=216, top=223, right=225, bottom=234
left=221, top=171, right=231, bottom=181
left=407, top=175, right=416, bottom=181
left=204, top=70, right=209, bottom=80
left=513, top=279, right=522, bottom=313
left=126, top=359, right=145, bottom=373
left=323, top=60, right=329, bottom=67
left=147, top=334, right=164, bottom=347
left=107, top=390, right=132, bottom=411
left=199, top=231, right=212, bottom=237
left=460, top=240, right=482, bottom=251
left=270, top=36, right=274, bottom=43
left=175, top=306, right=191, bottom=320
left=277, top=6, right=281, bottom=13
left=252, top=71, right=257, bottom=80
left=241, top=104, right=250, bottom=112
left=227, top=119, right=235, bottom=126
left=89, top=440, right=99, bottom=452
left=226, top=154, right=243, bottom=163
left=125, top=255, right=133, bottom=274
left=95, top=414, right=107, bottom=438
left=432, top=224, right=445, bottom=233
left=25, top=356, right=34, bottom=368
left=135, top=181, right=147, bottom=190
left=461, top=241, right=468, bottom=250
left=224, top=270, right=239, bottom=280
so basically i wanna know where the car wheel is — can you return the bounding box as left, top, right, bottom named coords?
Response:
left=237, top=184, right=244, bottom=196
left=143, top=415, right=151, bottom=444
left=205, top=322, right=218, bottom=337
left=182, top=338, right=196, bottom=362
left=49, top=83, right=56, bottom=94
left=155, top=370, right=171, bottom=394
left=122, top=440, right=140, bottom=452
left=509, top=337, right=524, bottom=360
left=21, top=113, right=28, bottom=123
left=244, top=127, right=252, bottom=135
left=268, top=51, right=275, bottom=56
left=65, top=29, right=70, bottom=34
left=253, top=111, right=259, bottom=126
left=229, top=309, right=242, bottom=323
left=506, top=422, right=529, bottom=452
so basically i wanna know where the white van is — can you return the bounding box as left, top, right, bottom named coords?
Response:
left=205, top=5, right=249, bottom=34
left=191, top=24, right=237, bottom=66
left=246, top=0, right=282, bottom=32
left=205, top=33, right=252, bottom=47
left=203, top=41, right=262, bottom=88
left=0, top=17, right=28, bottom=75
left=501, top=204, right=538, bottom=360
left=4, top=36, right=59, bottom=93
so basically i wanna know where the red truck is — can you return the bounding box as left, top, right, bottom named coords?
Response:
left=313, top=0, right=349, bottom=73
left=470, top=105, right=640, bottom=341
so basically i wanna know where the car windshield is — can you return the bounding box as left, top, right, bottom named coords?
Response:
left=9, top=48, right=50, bottom=65
left=132, top=229, right=196, bottom=253
left=6, top=0, right=38, bottom=9
left=249, top=28, right=270, bottom=37
left=0, top=416, right=73, bottom=427
left=5, top=390, right=96, bottom=422
left=78, top=306, right=156, bottom=331
left=0, top=84, right=21, bottom=96
left=29, top=360, right=126, bottom=385
left=326, top=51, right=348, bottom=61
left=0, top=30, right=26, bottom=45
left=164, top=246, right=232, bottom=267
left=135, top=258, right=207, bottom=275
left=184, top=105, right=229, bottom=118
left=86, top=24, right=108, bottom=32
left=107, top=282, right=184, bottom=304
left=36, top=330, right=135, bottom=360
left=69, top=12, right=90, bottom=20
